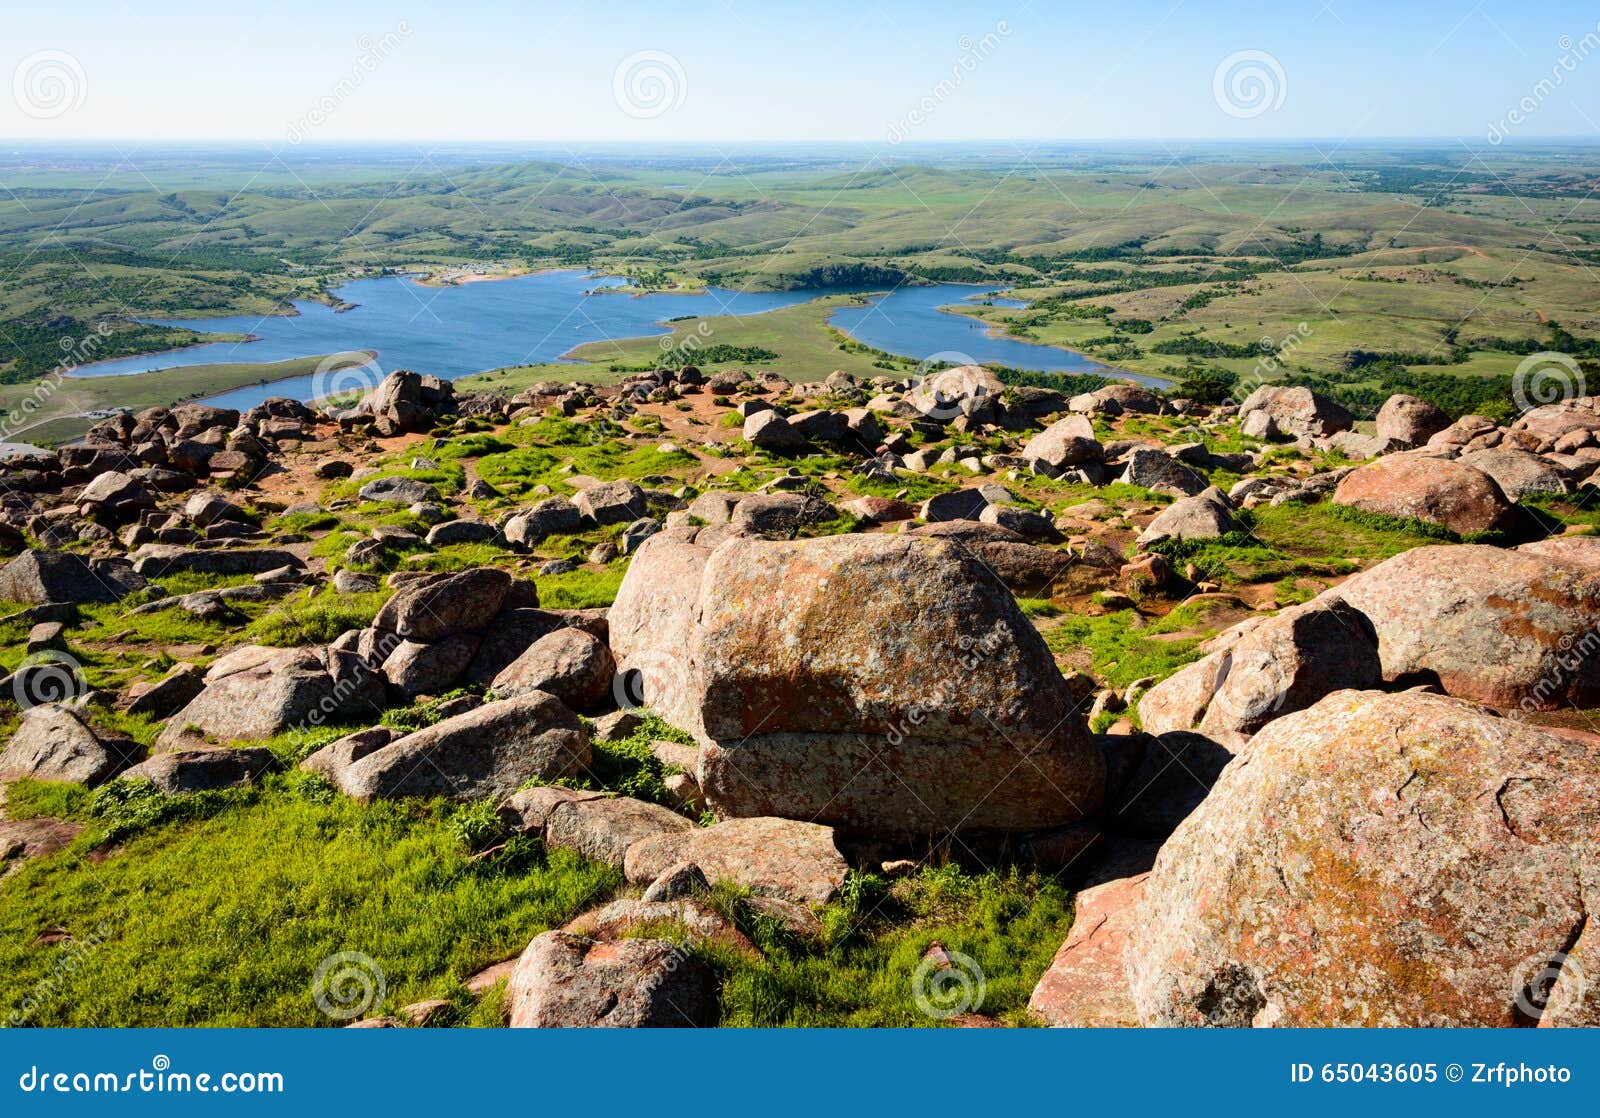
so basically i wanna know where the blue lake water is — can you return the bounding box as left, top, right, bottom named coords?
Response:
left=829, top=285, right=1121, bottom=377
left=68, top=271, right=1142, bottom=412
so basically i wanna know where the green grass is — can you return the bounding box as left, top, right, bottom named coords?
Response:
left=400, top=543, right=516, bottom=573
left=269, top=511, right=341, bottom=534
left=1043, top=600, right=1228, bottom=689
left=534, top=565, right=627, bottom=609
left=3, top=758, right=1074, bottom=1029
left=0, top=772, right=621, bottom=1027
left=1145, top=501, right=1449, bottom=586
left=713, top=864, right=1072, bottom=1027
left=248, top=589, right=390, bottom=647
left=470, top=421, right=699, bottom=499
left=533, top=712, right=700, bottom=806
left=3, top=701, right=1076, bottom=1029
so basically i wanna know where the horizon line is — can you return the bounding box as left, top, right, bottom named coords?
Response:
left=5, top=135, right=1600, bottom=147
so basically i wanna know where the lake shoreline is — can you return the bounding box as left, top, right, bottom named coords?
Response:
left=57, top=273, right=1161, bottom=403
left=63, top=333, right=263, bottom=378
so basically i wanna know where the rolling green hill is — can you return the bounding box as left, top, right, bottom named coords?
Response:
left=3, top=144, right=1600, bottom=420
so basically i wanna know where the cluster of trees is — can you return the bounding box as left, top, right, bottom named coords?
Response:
left=1277, top=365, right=1523, bottom=422
left=0, top=315, right=209, bottom=384
left=1343, top=347, right=1466, bottom=370
left=1151, top=335, right=1274, bottom=359
left=1168, top=354, right=1550, bottom=421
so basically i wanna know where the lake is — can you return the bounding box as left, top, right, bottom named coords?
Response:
left=830, top=285, right=1114, bottom=376
left=69, top=271, right=1142, bottom=412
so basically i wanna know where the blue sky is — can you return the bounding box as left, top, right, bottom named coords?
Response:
left=4, top=1, right=1599, bottom=143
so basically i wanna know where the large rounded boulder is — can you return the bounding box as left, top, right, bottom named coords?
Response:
left=1374, top=393, right=1449, bottom=447
left=1237, top=385, right=1352, bottom=439
left=1129, top=690, right=1600, bottom=1027
left=1021, top=415, right=1102, bottom=477
left=1137, top=599, right=1381, bottom=743
left=336, top=690, right=590, bottom=802
left=1461, top=447, right=1571, bottom=501
left=692, top=535, right=1102, bottom=836
left=1332, top=455, right=1516, bottom=534
left=611, top=531, right=1103, bottom=837
left=608, top=525, right=734, bottom=739
left=1331, top=542, right=1600, bottom=711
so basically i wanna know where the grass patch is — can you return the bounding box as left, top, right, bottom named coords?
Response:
left=268, top=511, right=340, bottom=534
left=534, top=565, right=627, bottom=609
left=0, top=774, right=621, bottom=1026
left=381, top=689, right=481, bottom=735
left=1016, top=598, right=1062, bottom=618
left=248, top=589, right=389, bottom=647
left=472, top=419, right=698, bottom=501
left=400, top=542, right=514, bottom=573
left=715, top=864, right=1072, bottom=1027
left=1044, top=602, right=1224, bottom=688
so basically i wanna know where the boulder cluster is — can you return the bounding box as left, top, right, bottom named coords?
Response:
left=4, top=361, right=1600, bottom=1028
